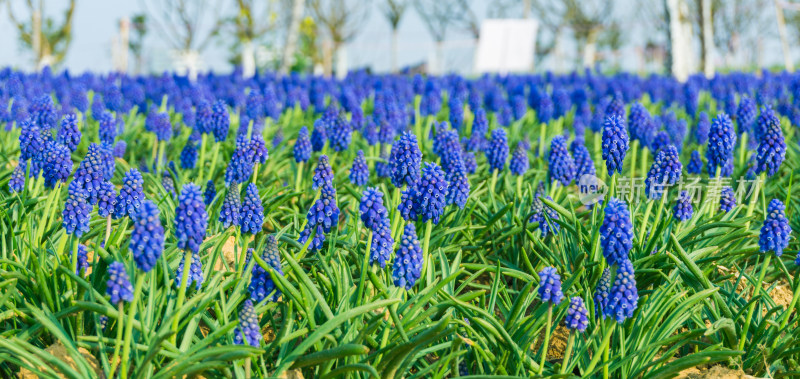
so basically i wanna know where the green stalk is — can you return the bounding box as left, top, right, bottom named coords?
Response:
left=559, top=331, right=576, bottom=375
left=639, top=149, right=649, bottom=182
left=629, top=140, right=638, bottom=180
left=295, top=161, right=304, bottom=190
left=245, top=357, right=252, bottom=379
left=120, top=274, right=145, bottom=379
left=356, top=230, right=373, bottom=303
left=414, top=95, right=422, bottom=140
left=156, top=140, right=166, bottom=175
left=516, top=175, right=523, bottom=200
left=489, top=170, right=499, bottom=210
left=745, top=173, right=765, bottom=228
left=109, top=302, right=125, bottom=376
left=584, top=319, right=614, bottom=375
left=208, top=143, right=221, bottom=183
left=648, top=193, right=668, bottom=245
left=252, top=162, right=259, bottom=184
left=738, top=133, right=748, bottom=169
left=738, top=253, right=772, bottom=351
left=538, top=304, right=553, bottom=375
left=538, top=122, right=547, bottom=158
left=197, top=134, right=208, bottom=184
left=171, top=249, right=194, bottom=344
left=104, top=216, right=112, bottom=245
left=421, top=221, right=434, bottom=284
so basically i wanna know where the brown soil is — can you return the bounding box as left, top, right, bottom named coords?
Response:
left=675, top=365, right=759, bottom=379
left=210, top=235, right=238, bottom=271
left=263, top=326, right=276, bottom=344
left=532, top=324, right=570, bottom=360
left=718, top=266, right=794, bottom=309
left=277, top=369, right=305, bottom=379
left=17, top=341, right=103, bottom=379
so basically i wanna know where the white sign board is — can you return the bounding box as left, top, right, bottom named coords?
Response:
left=475, top=19, right=538, bottom=74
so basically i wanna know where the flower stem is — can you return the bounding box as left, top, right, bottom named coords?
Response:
left=171, top=249, right=194, bottom=345
left=421, top=221, right=433, bottom=284
left=739, top=253, right=772, bottom=351
left=559, top=331, right=576, bottom=374
left=120, top=274, right=145, bottom=379
left=104, top=216, right=112, bottom=245
left=197, top=133, right=207, bottom=183
left=629, top=140, right=638, bottom=180
left=489, top=170, right=498, bottom=210
left=357, top=229, right=373, bottom=304
left=109, top=302, right=125, bottom=376
left=745, top=173, right=765, bottom=228
left=774, top=273, right=800, bottom=350
left=538, top=304, right=553, bottom=375
left=208, top=142, right=221, bottom=183
left=295, top=161, right=304, bottom=190
left=585, top=319, right=614, bottom=376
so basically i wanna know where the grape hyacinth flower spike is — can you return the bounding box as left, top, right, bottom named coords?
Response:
left=112, top=169, right=145, bottom=220
left=601, top=115, right=629, bottom=176
left=673, top=191, right=693, bottom=222
left=62, top=181, right=91, bottom=239
left=600, top=198, right=633, bottom=266
left=130, top=200, right=165, bottom=273
left=706, top=113, right=736, bottom=177
left=390, top=132, right=422, bottom=188
left=350, top=150, right=369, bottom=186
left=249, top=235, right=284, bottom=302
left=312, top=155, right=334, bottom=190
left=298, top=184, right=339, bottom=252
left=239, top=183, right=264, bottom=235
left=393, top=223, right=423, bottom=290
left=603, top=259, right=638, bottom=323
left=106, top=261, right=134, bottom=306
left=759, top=199, right=791, bottom=256
left=175, top=183, right=208, bottom=253
left=234, top=300, right=262, bottom=347
left=537, top=266, right=563, bottom=374
left=548, top=135, right=577, bottom=186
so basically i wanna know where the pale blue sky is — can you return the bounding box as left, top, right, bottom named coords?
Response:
left=0, top=0, right=790, bottom=75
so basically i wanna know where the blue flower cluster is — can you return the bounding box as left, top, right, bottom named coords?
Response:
left=239, top=183, right=264, bottom=235
left=603, top=259, right=638, bottom=323
left=600, top=198, right=633, bottom=266
left=349, top=150, right=369, bottom=186
left=249, top=235, right=284, bottom=302
left=234, top=299, right=262, bottom=347
left=759, top=199, right=791, bottom=256
left=644, top=145, right=682, bottom=200
left=398, top=162, right=449, bottom=224
left=175, top=251, right=204, bottom=291
left=754, top=122, right=785, bottom=177
left=312, top=155, right=334, bottom=190
left=174, top=183, right=208, bottom=253
left=706, top=114, right=736, bottom=177
left=393, top=223, right=423, bottom=290
left=113, top=169, right=145, bottom=219
left=719, top=186, right=736, bottom=212
left=106, top=261, right=134, bottom=305
left=299, top=184, right=339, bottom=251
left=601, top=115, right=629, bottom=175
left=294, top=126, right=312, bottom=163
left=219, top=184, right=241, bottom=229
left=673, top=191, right=694, bottom=222
left=548, top=135, right=577, bottom=186
left=565, top=297, right=589, bottom=332
left=537, top=267, right=564, bottom=305
left=62, top=181, right=91, bottom=237
left=486, top=128, right=509, bottom=172
left=390, top=132, right=422, bottom=188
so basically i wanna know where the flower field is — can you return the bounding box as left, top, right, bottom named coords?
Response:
left=0, top=68, right=798, bottom=378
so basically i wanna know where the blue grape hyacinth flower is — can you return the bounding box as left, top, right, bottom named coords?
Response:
left=57, top=113, right=81, bottom=152
left=393, top=223, right=423, bottom=290
left=529, top=195, right=560, bottom=238
left=601, top=115, right=629, bottom=176
left=106, top=261, right=134, bottom=306
left=130, top=200, right=165, bottom=272
left=719, top=186, right=736, bottom=212
left=509, top=142, right=529, bottom=176
left=565, top=297, right=589, bottom=332
left=312, top=155, right=334, bottom=190
left=369, top=218, right=393, bottom=268
left=73, top=143, right=108, bottom=203
left=445, top=161, right=470, bottom=209
left=706, top=113, right=736, bottom=176
left=239, top=183, right=264, bottom=235
left=486, top=128, right=509, bottom=172
left=211, top=100, right=230, bottom=142
left=249, top=134, right=269, bottom=165
left=571, top=139, right=596, bottom=178
left=350, top=150, right=369, bottom=186
left=73, top=244, right=89, bottom=276
left=294, top=126, right=312, bottom=163
left=548, top=135, right=577, bottom=186
left=687, top=150, right=703, bottom=175
left=398, top=162, right=449, bottom=224
left=390, top=132, right=422, bottom=188
left=594, top=267, right=612, bottom=316
left=175, top=251, right=204, bottom=291
left=174, top=183, right=208, bottom=253
left=97, top=180, right=116, bottom=218
left=204, top=180, right=216, bottom=206
left=310, top=118, right=327, bottom=152
left=42, top=140, right=73, bottom=188
left=695, top=112, right=710, bottom=145
left=754, top=123, right=785, bottom=177
left=9, top=162, right=25, bottom=192
left=604, top=259, right=638, bottom=323
left=759, top=199, right=792, bottom=256
left=219, top=183, right=241, bottom=229
left=98, top=111, right=118, bottom=144
left=249, top=235, right=284, bottom=302
left=359, top=187, right=389, bottom=230
left=644, top=145, right=682, bottom=200
left=62, top=181, right=91, bottom=238
left=180, top=140, right=198, bottom=169
left=234, top=299, right=262, bottom=347
left=600, top=198, right=633, bottom=266
left=537, top=267, right=564, bottom=305
left=673, top=191, right=693, bottom=222
left=112, top=169, right=145, bottom=219
left=298, top=184, right=339, bottom=251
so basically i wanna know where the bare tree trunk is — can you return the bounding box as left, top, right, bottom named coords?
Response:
left=582, top=29, right=599, bottom=68
left=322, top=39, right=333, bottom=77
left=33, top=9, right=42, bottom=71
left=667, top=0, right=694, bottom=81
left=700, top=0, right=714, bottom=77
left=280, top=0, right=304, bottom=74
left=335, top=42, right=347, bottom=79
left=774, top=0, right=794, bottom=72
left=435, top=40, right=444, bottom=74
left=242, top=40, right=256, bottom=78
left=391, top=27, right=399, bottom=73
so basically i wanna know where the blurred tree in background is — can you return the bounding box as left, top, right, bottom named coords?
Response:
left=2, top=0, right=75, bottom=70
